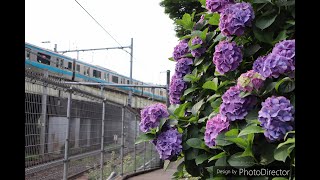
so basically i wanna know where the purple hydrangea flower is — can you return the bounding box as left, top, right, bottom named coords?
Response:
left=237, top=70, right=265, bottom=92
left=175, top=58, right=193, bottom=78
left=169, top=74, right=187, bottom=104
left=154, top=127, right=182, bottom=160
left=191, top=37, right=206, bottom=58
left=213, top=41, right=243, bottom=74
left=139, top=103, right=169, bottom=133
left=272, top=39, right=295, bottom=65
left=253, top=53, right=295, bottom=78
left=258, top=96, right=294, bottom=142
left=219, top=2, right=255, bottom=36
left=220, top=85, right=256, bottom=121
left=206, top=0, right=234, bottom=13
left=204, top=114, right=230, bottom=147
left=173, top=39, right=190, bottom=61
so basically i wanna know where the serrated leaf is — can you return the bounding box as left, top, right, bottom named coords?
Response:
left=253, top=27, right=274, bottom=44
left=207, top=94, right=221, bottom=102
left=135, top=133, right=155, bottom=144
left=263, top=82, right=277, bottom=95
left=215, top=132, right=233, bottom=146
left=273, top=30, right=288, bottom=44
left=253, top=0, right=272, bottom=4
left=203, top=80, right=218, bottom=91
left=228, top=152, right=256, bottom=167
left=275, top=77, right=293, bottom=92
left=244, top=44, right=261, bottom=57
left=239, top=91, right=252, bottom=98
left=225, top=129, right=239, bottom=137
left=238, top=125, right=264, bottom=137
left=195, top=154, right=210, bottom=165
left=184, top=87, right=199, bottom=96
left=200, top=28, right=209, bottom=41
left=208, top=13, right=220, bottom=25
left=174, top=102, right=191, bottom=118
left=194, top=57, right=204, bottom=66
left=274, top=144, right=291, bottom=162
left=191, top=99, right=205, bottom=116
left=159, top=118, right=168, bottom=131
left=256, top=14, right=278, bottom=30
left=226, top=137, right=248, bottom=149
left=186, top=138, right=202, bottom=149
left=199, top=0, right=206, bottom=6
left=277, top=138, right=295, bottom=149
left=168, top=57, right=175, bottom=61
left=209, top=152, right=227, bottom=162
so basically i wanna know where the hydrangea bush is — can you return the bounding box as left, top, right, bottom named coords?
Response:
left=137, top=0, right=295, bottom=179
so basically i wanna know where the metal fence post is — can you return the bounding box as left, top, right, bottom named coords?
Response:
left=134, top=115, right=137, bottom=172
left=63, top=86, right=72, bottom=180
left=143, top=141, right=146, bottom=170
left=100, top=97, right=106, bottom=180
left=121, top=106, right=125, bottom=176
left=40, top=70, right=48, bottom=155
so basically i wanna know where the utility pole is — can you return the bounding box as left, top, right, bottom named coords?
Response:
left=54, top=44, right=57, bottom=52
left=128, top=38, right=133, bottom=107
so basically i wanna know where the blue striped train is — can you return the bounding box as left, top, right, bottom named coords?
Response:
left=25, top=42, right=166, bottom=101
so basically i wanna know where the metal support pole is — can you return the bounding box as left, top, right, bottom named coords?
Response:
left=63, top=86, right=72, bottom=180
left=120, top=107, right=125, bottom=176
left=166, top=70, right=170, bottom=107
left=128, top=38, right=133, bottom=107
left=134, top=115, right=137, bottom=172
left=40, top=70, right=48, bottom=155
left=100, top=86, right=106, bottom=180
left=143, top=141, right=146, bottom=170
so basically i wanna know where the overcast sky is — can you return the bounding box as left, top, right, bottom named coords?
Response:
left=25, top=0, right=178, bottom=85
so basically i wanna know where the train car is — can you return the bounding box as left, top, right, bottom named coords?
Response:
left=25, top=42, right=166, bottom=101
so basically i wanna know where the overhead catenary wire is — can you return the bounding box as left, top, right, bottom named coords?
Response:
left=74, top=0, right=133, bottom=56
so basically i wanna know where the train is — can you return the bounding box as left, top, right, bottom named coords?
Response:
left=25, top=42, right=166, bottom=101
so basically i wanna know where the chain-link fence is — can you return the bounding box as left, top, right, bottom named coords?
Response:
left=25, top=68, right=163, bottom=180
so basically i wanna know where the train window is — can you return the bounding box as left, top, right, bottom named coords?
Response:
left=93, top=69, right=101, bottom=78
left=87, top=67, right=90, bottom=76
left=160, top=90, right=163, bottom=96
left=127, top=80, right=130, bottom=84
left=76, top=65, right=80, bottom=72
left=68, top=62, right=72, bottom=70
left=56, top=58, right=59, bottom=67
left=60, top=59, right=64, bottom=68
left=37, top=52, right=51, bottom=65
left=112, top=75, right=119, bottom=83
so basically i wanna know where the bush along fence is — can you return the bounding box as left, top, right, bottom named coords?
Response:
left=136, top=0, right=295, bottom=179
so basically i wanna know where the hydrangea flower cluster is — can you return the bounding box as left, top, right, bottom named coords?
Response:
left=258, top=96, right=294, bottom=142
left=204, top=114, right=230, bottom=147
left=175, top=58, right=193, bottom=78
left=213, top=41, right=243, bottom=74
left=219, top=2, right=255, bottom=36
left=173, top=39, right=190, bottom=61
left=169, top=74, right=188, bottom=104
left=191, top=37, right=206, bottom=58
left=154, top=127, right=182, bottom=160
left=237, top=70, right=265, bottom=92
left=272, top=39, right=295, bottom=64
left=253, top=39, right=295, bottom=78
left=220, top=85, right=256, bottom=121
left=206, top=0, right=234, bottom=13
left=139, top=103, right=169, bottom=133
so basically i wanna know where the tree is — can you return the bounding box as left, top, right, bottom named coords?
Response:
left=159, top=0, right=205, bottom=37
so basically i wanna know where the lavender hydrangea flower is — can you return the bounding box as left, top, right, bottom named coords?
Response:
left=219, top=2, right=255, bottom=36
left=139, top=103, right=169, bottom=133
left=258, top=96, right=294, bottom=142
left=204, top=114, right=230, bottom=147
left=175, top=58, right=193, bottom=78
left=253, top=53, right=295, bottom=78
left=237, top=70, right=265, bottom=92
left=173, top=39, right=190, bottom=61
left=206, top=0, right=234, bottom=13
left=191, top=37, right=206, bottom=58
left=154, top=127, right=182, bottom=160
left=220, top=85, right=256, bottom=121
left=213, top=41, right=243, bottom=74
left=272, top=39, right=295, bottom=65
left=169, top=74, right=187, bottom=104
